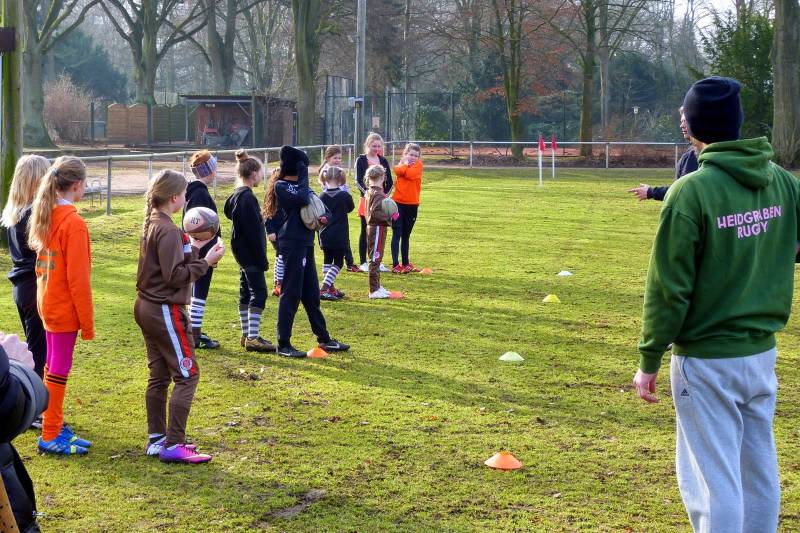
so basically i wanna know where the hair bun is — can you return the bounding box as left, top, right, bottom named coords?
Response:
left=235, top=149, right=249, bottom=162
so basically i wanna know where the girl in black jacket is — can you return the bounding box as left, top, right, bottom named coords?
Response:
left=223, top=150, right=274, bottom=353
left=355, top=133, right=393, bottom=271
left=262, top=146, right=350, bottom=358
left=319, top=167, right=355, bottom=300
left=184, top=150, right=221, bottom=349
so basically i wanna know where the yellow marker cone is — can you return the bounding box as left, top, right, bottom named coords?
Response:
left=307, top=346, right=329, bottom=359
left=484, top=451, right=523, bottom=470
left=542, top=294, right=561, bottom=303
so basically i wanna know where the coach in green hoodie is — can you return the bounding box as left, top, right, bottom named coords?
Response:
left=633, top=77, right=799, bottom=532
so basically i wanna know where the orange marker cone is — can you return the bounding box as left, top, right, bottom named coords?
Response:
left=388, top=290, right=404, bottom=299
left=307, top=346, right=329, bottom=359
left=420, top=267, right=433, bottom=275
left=484, top=451, right=523, bottom=470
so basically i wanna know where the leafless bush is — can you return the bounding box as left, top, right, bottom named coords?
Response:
left=44, top=75, right=93, bottom=144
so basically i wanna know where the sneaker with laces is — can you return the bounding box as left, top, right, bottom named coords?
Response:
left=369, top=287, right=390, bottom=299
left=346, top=264, right=361, bottom=273
left=403, top=263, right=421, bottom=273
left=320, top=289, right=340, bottom=301
left=146, top=436, right=197, bottom=457
left=392, top=264, right=404, bottom=274
left=60, top=424, right=92, bottom=448
left=319, top=338, right=350, bottom=352
left=29, top=415, right=43, bottom=430
left=38, top=433, right=88, bottom=456
left=277, top=344, right=307, bottom=358
left=159, top=443, right=211, bottom=464
left=358, top=262, right=369, bottom=272
left=379, top=263, right=390, bottom=272
left=244, top=336, right=276, bottom=352
left=272, top=283, right=282, bottom=297
left=332, top=286, right=346, bottom=298
left=195, top=332, right=220, bottom=349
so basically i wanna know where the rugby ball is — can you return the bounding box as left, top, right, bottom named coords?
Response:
left=183, top=206, right=219, bottom=240
left=382, top=198, right=399, bottom=218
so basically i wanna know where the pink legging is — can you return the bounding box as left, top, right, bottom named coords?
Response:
left=45, top=331, right=77, bottom=376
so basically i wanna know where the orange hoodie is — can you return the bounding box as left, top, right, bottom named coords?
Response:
left=392, top=160, right=423, bottom=205
left=35, top=204, right=94, bottom=339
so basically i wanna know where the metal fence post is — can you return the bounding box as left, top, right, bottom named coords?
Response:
left=181, top=153, right=186, bottom=176
left=469, top=142, right=474, bottom=168
left=213, top=152, right=218, bottom=199
left=390, top=142, right=395, bottom=167
left=674, top=143, right=679, bottom=169
left=605, top=143, right=609, bottom=169
left=320, top=146, right=324, bottom=166
left=348, top=146, right=352, bottom=169
left=106, top=158, right=112, bottom=216
left=148, top=155, right=153, bottom=180
left=264, top=150, right=269, bottom=168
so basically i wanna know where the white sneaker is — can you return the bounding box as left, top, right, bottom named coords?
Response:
left=379, top=263, right=390, bottom=272
left=359, top=262, right=369, bottom=272
left=145, top=436, right=166, bottom=456
left=369, top=287, right=390, bottom=299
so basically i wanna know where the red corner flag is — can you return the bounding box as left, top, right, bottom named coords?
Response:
left=551, top=133, right=558, bottom=151
left=538, top=133, right=546, bottom=152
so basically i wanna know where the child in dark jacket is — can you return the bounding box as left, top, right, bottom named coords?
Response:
left=184, top=150, right=221, bottom=349
left=319, top=166, right=355, bottom=300
left=223, top=150, right=274, bottom=353
left=355, top=133, right=393, bottom=272
left=261, top=146, right=350, bottom=358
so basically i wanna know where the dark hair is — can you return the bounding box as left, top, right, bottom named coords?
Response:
left=235, top=149, right=263, bottom=184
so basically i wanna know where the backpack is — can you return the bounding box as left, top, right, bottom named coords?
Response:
left=300, top=193, right=329, bottom=230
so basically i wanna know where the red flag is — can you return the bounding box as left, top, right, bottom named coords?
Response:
left=538, top=133, right=545, bottom=152
left=551, top=133, right=558, bottom=151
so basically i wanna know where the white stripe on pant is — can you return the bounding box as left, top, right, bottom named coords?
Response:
left=670, top=349, right=779, bottom=533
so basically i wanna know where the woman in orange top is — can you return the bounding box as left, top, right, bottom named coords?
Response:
left=28, top=156, right=94, bottom=456
left=391, top=143, right=423, bottom=273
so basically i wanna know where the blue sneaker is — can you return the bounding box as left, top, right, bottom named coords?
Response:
left=38, top=433, right=88, bottom=456
left=60, top=424, right=92, bottom=448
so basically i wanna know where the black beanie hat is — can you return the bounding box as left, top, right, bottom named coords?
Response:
left=280, top=145, right=309, bottom=175
left=682, top=76, right=743, bottom=144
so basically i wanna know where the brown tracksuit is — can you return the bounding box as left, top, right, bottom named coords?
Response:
left=365, top=185, right=391, bottom=292
left=134, top=211, right=209, bottom=446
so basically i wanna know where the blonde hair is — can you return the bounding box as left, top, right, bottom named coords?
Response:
left=363, top=132, right=384, bottom=154
left=262, top=168, right=282, bottom=220
left=1, top=155, right=50, bottom=228
left=404, top=143, right=421, bottom=156
left=28, top=156, right=87, bottom=252
left=235, top=149, right=262, bottom=185
left=323, top=166, right=347, bottom=188
left=142, top=170, right=187, bottom=236
left=366, top=164, right=385, bottom=185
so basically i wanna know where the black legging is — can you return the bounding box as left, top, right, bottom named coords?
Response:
left=390, top=203, right=418, bottom=266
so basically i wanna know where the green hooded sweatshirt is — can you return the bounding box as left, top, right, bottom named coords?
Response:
left=639, top=137, right=800, bottom=373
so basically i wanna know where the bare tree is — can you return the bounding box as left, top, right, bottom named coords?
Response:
left=22, top=0, right=100, bottom=147
left=100, top=0, right=209, bottom=104
left=772, top=0, right=800, bottom=166
left=236, top=0, right=292, bottom=93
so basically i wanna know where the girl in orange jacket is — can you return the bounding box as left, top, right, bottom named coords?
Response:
left=28, top=156, right=94, bottom=456
left=391, top=143, right=423, bottom=273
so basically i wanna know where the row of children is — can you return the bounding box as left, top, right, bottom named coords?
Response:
left=1, top=145, right=349, bottom=463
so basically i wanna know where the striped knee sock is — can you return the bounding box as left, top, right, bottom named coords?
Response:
left=322, top=263, right=330, bottom=283
left=248, top=307, right=263, bottom=339
left=239, top=305, right=249, bottom=337
left=274, top=255, right=284, bottom=285
left=322, top=265, right=341, bottom=289
left=189, top=297, right=206, bottom=331
left=42, top=369, right=68, bottom=441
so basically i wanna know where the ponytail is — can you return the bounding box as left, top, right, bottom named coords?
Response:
left=28, top=156, right=86, bottom=252
left=262, top=167, right=282, bottom=219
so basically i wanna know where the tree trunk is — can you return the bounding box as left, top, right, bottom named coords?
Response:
left=207, top=0, right=237, bottom=94
left=2, top=0, right=24, bottom=246
left=22, top=43, right=56, bottom=148
left=772, top=0, right=800, bottom=167
left=292, top=0, right=322, bottom=145
left=135, top=28, right=159, bottom=105
left=579, top=2, right=598, bottom=157
left=598, top=2, right=610, bottom=131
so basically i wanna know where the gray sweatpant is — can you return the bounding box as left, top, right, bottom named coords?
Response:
left=670, top=349, right=780, bottom=533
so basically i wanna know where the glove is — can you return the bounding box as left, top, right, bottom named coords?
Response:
left=391, top=212, right=400, bottom=221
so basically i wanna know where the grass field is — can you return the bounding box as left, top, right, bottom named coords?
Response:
left=1, top=168, right=799, bottom=532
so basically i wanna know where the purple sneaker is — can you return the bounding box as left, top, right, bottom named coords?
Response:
left=159, top=443, right=211, bottom=464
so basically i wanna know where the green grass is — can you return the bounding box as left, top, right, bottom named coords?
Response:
left=1, top=168, right=799, bottom=532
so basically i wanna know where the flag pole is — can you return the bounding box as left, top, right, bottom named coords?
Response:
left=537, top=133, right=544, bottom=186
